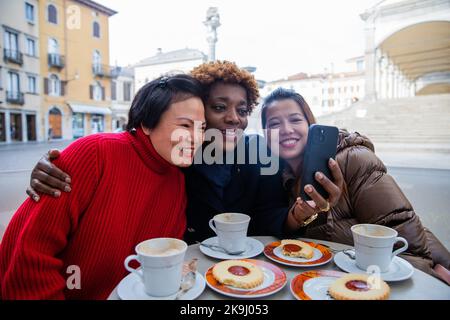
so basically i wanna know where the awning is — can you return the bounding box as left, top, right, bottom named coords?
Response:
left=68, top=103, right=112, bottom=115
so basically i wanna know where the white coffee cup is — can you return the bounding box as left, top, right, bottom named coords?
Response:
left=208, top=213, right=250, bottom=252
left=351, top=224, right=408, bottom=272
left=124, top=238, right=187, bottom=297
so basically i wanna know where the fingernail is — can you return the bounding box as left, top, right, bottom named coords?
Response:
left=33, top=196, right=40, bottom=202
left=65, top=177, right=71, bottom=183
left=316, top=172, right=323, bottom=180
left=54, top=191, right=61, bottom=197
left=305, top=185, right=313, bottom=193
left=329, top=158, right=336, bottom=166
left=64, top=186, right=71, bottom=192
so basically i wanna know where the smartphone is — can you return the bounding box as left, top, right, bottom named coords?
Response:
left=299, top=124, right=339, bottom=201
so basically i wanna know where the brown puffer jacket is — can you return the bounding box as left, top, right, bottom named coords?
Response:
left=301, top=130, right=450, bottom=280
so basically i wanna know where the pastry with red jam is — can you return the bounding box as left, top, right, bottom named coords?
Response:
left=212, top=260, right=264, bottom=289
left=280, top=239, right=314, bottom=259
left=328, top=273, right=390, bottom=300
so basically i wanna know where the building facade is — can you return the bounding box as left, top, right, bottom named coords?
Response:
left=38, top=0, right=117, bottom=141
left=361, top=0, right=450, bottom=100
left=261, top=57, right=365, bottom=117
left=0, top=0, right=41, bottom=143
left=133, top=48, right=207, bottom=93
left=111, top=66, right=133, bottom=131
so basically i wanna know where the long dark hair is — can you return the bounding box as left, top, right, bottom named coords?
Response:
left=126, top=74, right=205, bottom=131
left=260, top=87, right=316, bottom=129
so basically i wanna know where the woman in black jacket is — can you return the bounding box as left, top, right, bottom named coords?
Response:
left=24, top=61, right=344, bottom=244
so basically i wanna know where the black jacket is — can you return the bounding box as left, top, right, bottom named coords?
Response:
left=183, top=135, right=289, bottom=244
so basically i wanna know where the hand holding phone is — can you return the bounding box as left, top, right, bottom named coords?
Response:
left=299, top=124, right=339, bottom=201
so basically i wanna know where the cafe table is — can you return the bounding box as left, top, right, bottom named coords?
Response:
left=109, top=236, right=450, bottom=300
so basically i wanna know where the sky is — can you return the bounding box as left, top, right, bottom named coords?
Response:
left=96, top=0, right=382, bottom=81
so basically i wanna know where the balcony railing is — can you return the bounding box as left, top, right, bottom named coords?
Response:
left=48, top=53, right=65, bottom=69
left=92, top=64, right=118, bottom=78
left=3, top=49, right=23, bottom=65
left=6, top=91, right=25, bottom=105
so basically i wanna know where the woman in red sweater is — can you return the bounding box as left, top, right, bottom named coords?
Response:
left=0, top=75, right=206, bottom=299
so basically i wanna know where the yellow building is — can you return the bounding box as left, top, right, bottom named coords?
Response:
left=38, top=0, right=116, bottom=140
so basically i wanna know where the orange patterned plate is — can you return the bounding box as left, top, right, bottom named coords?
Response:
left=290, top=270, right=347, bottom=300
left=264, top=241, right=333, bottom=267
left=205, top=259, right=287, bottom=298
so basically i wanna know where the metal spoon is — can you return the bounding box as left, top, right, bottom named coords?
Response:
left=198, top=242, right=245, bottom=255
left=175, top=271, right=196, bottom=300
left=175, top=258, right=198, bottom=300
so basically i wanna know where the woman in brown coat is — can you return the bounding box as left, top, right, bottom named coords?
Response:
left=262, top=87, right=450, bottom=284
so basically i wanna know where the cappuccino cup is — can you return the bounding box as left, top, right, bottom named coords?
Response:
left=124, top=238, right=187, bottom=297
left=208, top=213, right=250, bottom=252
left=351, top=224, right=408, bottom=272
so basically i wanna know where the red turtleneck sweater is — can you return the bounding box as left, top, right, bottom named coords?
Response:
left=0, top=129, right=187, bottom=299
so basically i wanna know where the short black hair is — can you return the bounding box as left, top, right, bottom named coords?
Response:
left=126, top=74, right=204, bottom=131
left=261, top=87, right=316, bottom=129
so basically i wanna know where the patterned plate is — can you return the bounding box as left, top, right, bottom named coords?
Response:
left=290, top=270, right=347, bottom=300
left=264, top=241, right=333, bottom=267
left=205, top=259, right=287, bottom=298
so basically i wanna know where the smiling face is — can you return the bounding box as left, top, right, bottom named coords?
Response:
left=144, top=96, right=206, bottom=167
left=264, top=99, right=309, bottom=162
left=204, top=82, right=249, bottom=151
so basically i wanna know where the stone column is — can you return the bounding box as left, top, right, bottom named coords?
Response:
left=362, top=18, right=377, bottom=101
left=204, top=7, right=221, bottom=61
left=375, top=49, right=382, bottom=98
left=379, top=55, right=388, bottom=99
left=21, top=112, right=27, bottom=142
left=388, top=63, right=395, bottom=99
left=410, top=81, right=416, bottom=96
left=393, top=68, right=399, bottom=98
left=5, top=111, right=11, bottom=143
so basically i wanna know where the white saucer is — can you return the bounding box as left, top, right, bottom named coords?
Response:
left=334, top=250, right=414, bottom=282
left=199, top=236, right=264, bottom=260
left=117, top=271, right=206, bottom=300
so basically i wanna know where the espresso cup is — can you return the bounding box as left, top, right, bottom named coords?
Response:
left=208, top=213, right=250, bottom=252
left=351, top=224, right=408, bottom=272
left=124, top=237, right=187, bottom=297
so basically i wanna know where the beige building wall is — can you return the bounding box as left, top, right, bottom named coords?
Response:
left=0, top=0, right=41, bottom=143
left=38, top=0, right=116, bottom=140
left=111, top=69, right=134, bottom=131
left=134, top=59, right=205, bottom=92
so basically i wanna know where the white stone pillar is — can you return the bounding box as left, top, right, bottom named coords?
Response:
left=381, top=58, right=388, bottom=99
left=5, top=110, right=11, bottom=143
left=375, top=49, right=382, bottom=99
left=21, top=112, right=27, bottom=142
left=411, top=81, right=416, bottom=96
left=363, top=17, right=377, bottom=101
left=390, top=64, right=395, bottom=99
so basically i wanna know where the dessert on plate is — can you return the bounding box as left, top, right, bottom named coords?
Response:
left=280, top=239, right=314, bottom=259
left=328, top=273, right=390, bottom=300
left=212, top=259, right=264, bottom=289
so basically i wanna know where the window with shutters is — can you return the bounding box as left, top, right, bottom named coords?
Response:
left=123, top=82, right=132, bottom=101
left=111, top=81, right=116, bottom=100
left=92, top=81, right=102, bottom=101
left=48, top=74, right=61, bottom=96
